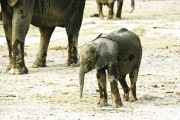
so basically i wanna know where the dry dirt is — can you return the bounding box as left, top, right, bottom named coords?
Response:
left=0, top=0, right=180, bottom=120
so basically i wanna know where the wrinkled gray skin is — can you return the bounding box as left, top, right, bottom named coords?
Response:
left=1, top=0, right=85, bottom=74
left=96, top=0, right=135, bottom=19
left=79, top=28, right=142, bottom=108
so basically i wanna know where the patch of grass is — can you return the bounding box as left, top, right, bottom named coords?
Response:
left=48, top=46, right=67, bottom=50
left=19, top=96, right=26, bottom=100
left=60, top=91, right=70, bottom=95
left=80, top=30, right=97, bottom=36
left=176, top=91, right=180, bottom=95
left=80, top=99, right=89, bottom=103
left=31, top=93, right=46, bottom=99
left=154, top=101, right=174, bottom=106
left=118, top=109, right=126, bottom=112
left=139, top=94, right=160, bottom=101
left=132, top=26, right=146, bottom=36
left=0, top=94, right=17, bottom=98
left=46, top=82, right=57, bottom=86
left=177, top=99, right=180, bottom=103
left=65, top=83, right=78, bottom=87
left=48, top=98, right=57, bottom=103
left=167, top=81, right=175, bottom=84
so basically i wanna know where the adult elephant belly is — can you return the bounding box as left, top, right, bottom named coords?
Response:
left=31, top=0, right=74, bottom=27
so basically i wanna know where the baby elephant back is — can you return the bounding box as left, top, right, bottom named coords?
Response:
left=100, top=29, right=142, bottom=55
left=102, top=28, right=142, bottom=75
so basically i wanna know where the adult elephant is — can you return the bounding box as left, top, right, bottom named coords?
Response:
left=79, top=28, right=142, bottom=107
left=1, top=0, right=86, bottom=74
left=96, top=0, right=135, bottom=19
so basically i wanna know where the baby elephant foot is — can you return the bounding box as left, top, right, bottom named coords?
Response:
left=32, top=58, right=46, bottom=68
left=111, top=95, right=123, bottom=108
left=97, top=98, right=109, bottom=107
left=129, top=91, right=138, bottom=102
left=112, top=100, right=123, bottom=108
left=123, top=93, right=129, bottom=101
left=123, top=89, right=130, bottom=101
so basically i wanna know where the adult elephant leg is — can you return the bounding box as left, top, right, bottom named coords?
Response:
left=1, top=10, right=13, bottom=72
left=97, top=68, right=108, bottom=107
left=32, top=27, right=55, bottom=68
left=8, top=0, right=35, bottom=74
left=129, top=69, right=139, bottom=102
left=118, top=75, right=130, bottom=101
left=96, top=1, right=104, bottom=19
left=107, top=2, right=114, bottom=19
left=5, top=37, right=13, bottom=72
left=99, top=3, right=104, bottom=19
left=66, top=31, right=78, bottom=66
left=116, top=0, right=123, bottom=19
left=66, top=0, right=85, bottom=66
left=66, top=23, right=80, bottom=66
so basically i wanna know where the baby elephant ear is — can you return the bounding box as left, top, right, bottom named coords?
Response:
left=95, top=55, right=110, bottom=69
left=95, top=44, right=118, bottom=69
left=7, top=0, right=18, bottom=6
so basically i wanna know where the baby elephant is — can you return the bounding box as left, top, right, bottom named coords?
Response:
left=79, top=28, right=142, bottom=108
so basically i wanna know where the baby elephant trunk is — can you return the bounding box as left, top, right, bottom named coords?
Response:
left=130, top=0, right=135, bottom=13
left=79, top=68, right=85, bottom=98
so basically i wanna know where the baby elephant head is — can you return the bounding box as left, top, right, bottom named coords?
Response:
left=79, top=43, right=98, bottom=98
left=79, top=39, right=118, bottom=98
left=79, top=43, right=98, bottom=74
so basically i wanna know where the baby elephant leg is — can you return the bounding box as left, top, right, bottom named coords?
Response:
left=129, top=69, right=139, bottom=102
left=108, top=61, right=123, bottom=108
left=96, top=68, right=108, bottom=107
left=110, top=80, right=123, bottom=108
left=119, top=76, right=130, bottom=101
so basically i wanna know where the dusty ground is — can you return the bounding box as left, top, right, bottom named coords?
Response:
left=0, top=0, right=180, bottom=119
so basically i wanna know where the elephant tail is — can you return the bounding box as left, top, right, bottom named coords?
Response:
left=130, top=0, right=135, bottom=13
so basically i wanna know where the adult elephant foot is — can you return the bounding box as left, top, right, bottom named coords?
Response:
left=66, top=51, right=79, bottom=67
left=32, top=58, right=46, bottom=68
left=116, top=15, right=121, bottom=20
left=114, top=17, right=121, bottom=20
left=6, top=43, right=28, bottom=74
left=107, top=15, right=113, bottom=20
left=97, top=98, right=109, bottom=107
left=6, top=63, right=28, bottom=75
left=65, top=59, right=80, bottom=67
left=99, top=15, right=104, bottom=20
